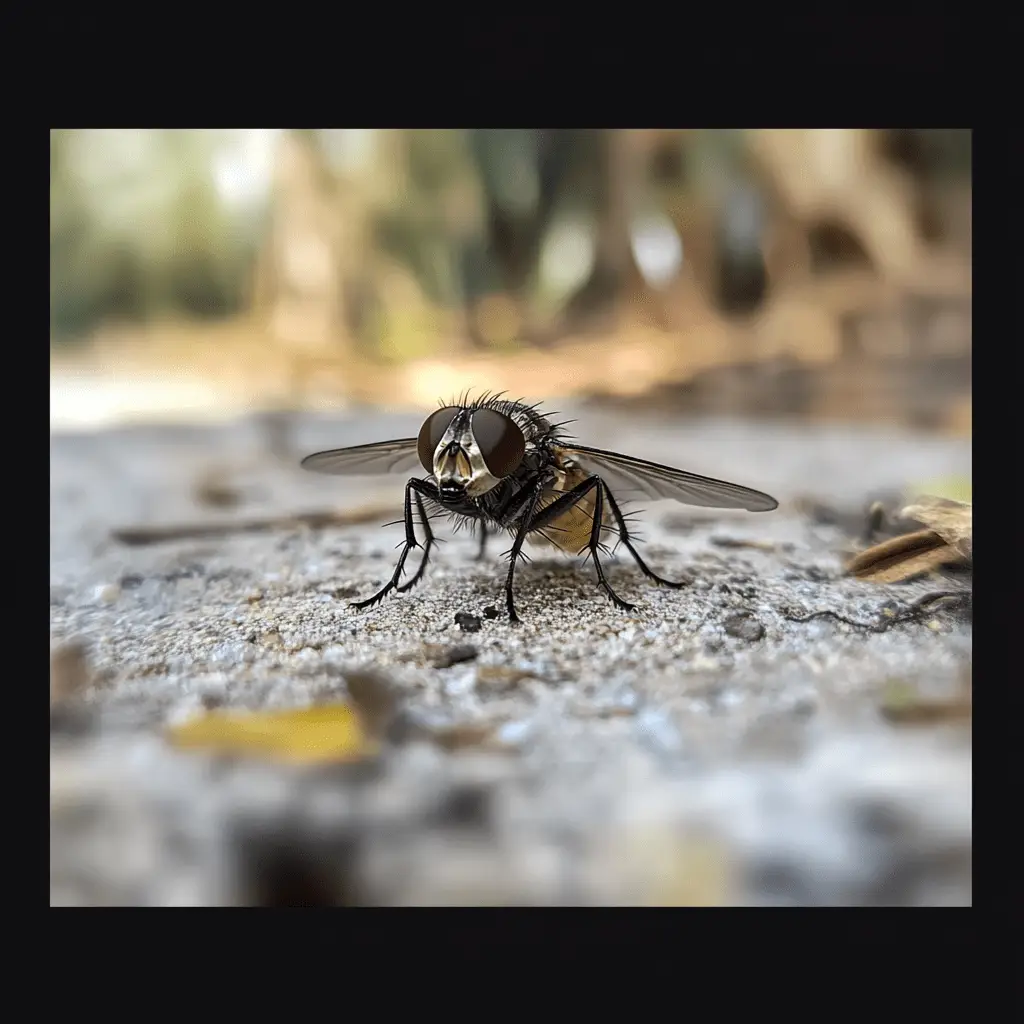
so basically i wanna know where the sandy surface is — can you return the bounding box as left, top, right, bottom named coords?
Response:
left=50, top=405, right=972, bottom=906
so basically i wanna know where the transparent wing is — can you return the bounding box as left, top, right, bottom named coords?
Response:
left=565, top=444, right=778, bottom=512
left=300, top=438, right=423, bottom=476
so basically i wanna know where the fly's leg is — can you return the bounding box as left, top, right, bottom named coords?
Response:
left=504, top=483, right=547, bottom=625
left=524, top=475, right=635, bottom=612
left=599, top=483, right=690, bottom=589
left=352, top=479, right=437, bottom=610
left=585, top=480, right=635, bottom=611
left=475, top=524, right=489, bottom=562
left=396, top=491, right=436, bottom=593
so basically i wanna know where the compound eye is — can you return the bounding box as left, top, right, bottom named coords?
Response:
left=418, top=407, right=460, bottom=473
left=471, top=409, right=525, bottom=478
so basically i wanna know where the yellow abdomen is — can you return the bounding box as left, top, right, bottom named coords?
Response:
left=527, top=468, right=608, bottom=555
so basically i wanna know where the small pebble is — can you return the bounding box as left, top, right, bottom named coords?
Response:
left=93, top=583, right=121, bottom=604
left=723, top=614, right=765, bottom=642
left=430, top=644, right=479, bottom=669
left=455, top=612, right=482, bottom=633
left=691, top=653, right=721, bottom=672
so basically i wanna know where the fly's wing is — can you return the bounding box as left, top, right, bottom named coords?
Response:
left=300, top=439, right=423, bottom=476
left=564, top=444, right=778, bottom=512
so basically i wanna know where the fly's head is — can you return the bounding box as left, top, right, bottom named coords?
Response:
left=417, top=403, right=526, bottom=502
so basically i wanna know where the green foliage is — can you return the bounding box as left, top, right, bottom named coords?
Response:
left=50, top=130, right=256, bottom=342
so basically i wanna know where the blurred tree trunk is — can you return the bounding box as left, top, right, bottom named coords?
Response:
left=466, top=129, right=575, bottom=348
left=559, top=129, right=648, bottom=326
left=747, top=129, right=927, bottom=285
left=253, top=130, right=352, bottom=375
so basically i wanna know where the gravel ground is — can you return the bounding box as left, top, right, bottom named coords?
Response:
left=49, top=405, right=972, bottom=906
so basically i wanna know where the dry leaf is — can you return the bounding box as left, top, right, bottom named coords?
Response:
left=166, top=703, right=377, bottom=764
left=846, top=529, right=956, bottom=583
left=900, top=495, right=972, bottom=560
left=846, top=494, right=971, bottom=583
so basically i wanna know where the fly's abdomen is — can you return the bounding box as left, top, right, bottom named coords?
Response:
left=528, top=469, right=608, bottom=554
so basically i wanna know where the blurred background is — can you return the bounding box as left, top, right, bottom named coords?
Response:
left=50, top=129, right=971, bottom=434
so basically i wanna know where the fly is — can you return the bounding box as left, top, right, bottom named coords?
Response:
left=301, top=393, right=778, bottom=623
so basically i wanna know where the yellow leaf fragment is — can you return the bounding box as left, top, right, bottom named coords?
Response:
left=166, top=703, right=377, bottom=764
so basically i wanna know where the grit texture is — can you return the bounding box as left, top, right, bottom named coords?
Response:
left=50, top=406, right=972, bottom=906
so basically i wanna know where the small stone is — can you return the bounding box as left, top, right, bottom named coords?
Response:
left=722, top=614, right=765, bottom=642
left=429, top=783, right=494, bottom=830
left=790, top=695, right=817, bottom=717
left=455, top=612, right=482, bottom=633
left=691, top=653, right=721, bottom=672
left=50, top=640, right=91, bottom=707
left=93, top=583, right=121, bottom=604
left=429, top=644, right=479, bottom=669
left=494, top=719, right=535, bottom=746
left=345, top=670, right=402, bottom=738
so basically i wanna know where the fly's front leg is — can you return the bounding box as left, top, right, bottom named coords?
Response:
left=503, top=482, right=548, bottom=625
left=352, top=479, right=438, bottom=610
left=396, top=491, right=437, bottom=593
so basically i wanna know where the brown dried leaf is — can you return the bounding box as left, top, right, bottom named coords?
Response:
left=900, top=496, right=972, bottom=560
left=846, top=529, right=958, bottom=583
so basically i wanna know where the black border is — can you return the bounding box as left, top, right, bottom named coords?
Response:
left=46, top=17, right=985, bottom=989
